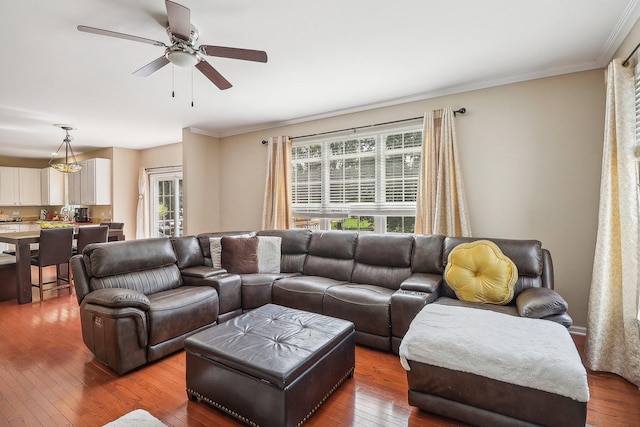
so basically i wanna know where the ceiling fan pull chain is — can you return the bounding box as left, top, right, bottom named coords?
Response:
left=191, top=67, right=194, bottom=107
left=172, top=64, right=175, bottom=98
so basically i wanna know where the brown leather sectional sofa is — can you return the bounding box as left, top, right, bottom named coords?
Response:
left=71, top=229, right=572, bottom=374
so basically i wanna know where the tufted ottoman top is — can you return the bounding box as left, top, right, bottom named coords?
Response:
left=185, top=304, right=355, bottom=388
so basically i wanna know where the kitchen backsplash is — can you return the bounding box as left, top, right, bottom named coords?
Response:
left=0, top=205, right=112, bottom=223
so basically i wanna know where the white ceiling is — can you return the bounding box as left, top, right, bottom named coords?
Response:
left=1, top=0, right=639, bottom=159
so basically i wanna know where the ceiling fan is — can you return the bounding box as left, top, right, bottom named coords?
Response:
left=77, top=0, right=267, bottom=90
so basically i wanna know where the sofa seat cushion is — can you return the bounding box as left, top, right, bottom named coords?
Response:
left=323, top=284, right=395, bottom=337
left=238, top=272, right=299, bottom=309
left=272, top=276, right=346, bottom=314
left=147, top=286, right=219, bottom=346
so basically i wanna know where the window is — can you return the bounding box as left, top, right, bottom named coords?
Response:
left=292, top=125, right=422, bottom=233
left=149, top=169, right=183, bottom=238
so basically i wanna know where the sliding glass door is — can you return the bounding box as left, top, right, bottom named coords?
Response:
left=150, top=170, right=183, bottom=238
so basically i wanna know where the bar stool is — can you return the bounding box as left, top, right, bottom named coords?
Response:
left=75, top=225, right=109, bottom=255
left=30, top=228, right=74, bottom=302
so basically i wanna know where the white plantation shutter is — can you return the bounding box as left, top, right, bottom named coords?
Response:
left=292, top=126, right=422, bottom=217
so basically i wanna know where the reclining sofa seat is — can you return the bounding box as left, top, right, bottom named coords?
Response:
left=323, top=233, right=415, bottom=351
left=71, top=238, right=220, bottom=375
left=272, top=231, right=357, bottom=314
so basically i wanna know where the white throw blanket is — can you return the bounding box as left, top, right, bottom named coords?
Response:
left=399, top=304, right=589, bottom=402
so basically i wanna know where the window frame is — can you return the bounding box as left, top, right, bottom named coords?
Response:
left=291, top=124, right=422, bottom=233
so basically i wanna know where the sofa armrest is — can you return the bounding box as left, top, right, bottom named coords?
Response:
left=181, top=266, right=227, bottom=279
left=516, top=287, right=568, bottom=319
left=80, top=301, right=149, bottom=350
left=83, top=288, right=151, bottom=311
left=541, top=312, right=573, bottom=328
left=400, top=273, right=442, bottom=293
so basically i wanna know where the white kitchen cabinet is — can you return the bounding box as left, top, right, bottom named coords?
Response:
left=80, top=158, right=111, bottom=205
left=41, top=168, right=64, bottom=205
left=0, top=223, right=19, bottom=252
left=67, top=167, right=82, bottom=205
left=0, top=167, right=17, bottom=205
left=67, top=158, right=111, bottom=206
left=0, top=167, right=42, bottom=206
left=18, top=168, right=41, bottom=205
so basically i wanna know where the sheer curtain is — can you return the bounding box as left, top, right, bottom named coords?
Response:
left=585, top=58, right=640, bottom=387
left=262, top=136, right=293, bottom=230
left=135, top=167, right=148, bottom=239
left=415, top=107, right=471, bottom=236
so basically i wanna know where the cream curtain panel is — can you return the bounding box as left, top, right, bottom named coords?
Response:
left=585, top=58, right=640, bottom=387
left=262, top=136, right=293, bottom=230
left=415, top=107, right=471, bottom=236
left=135, top=167, right=149, bottom=239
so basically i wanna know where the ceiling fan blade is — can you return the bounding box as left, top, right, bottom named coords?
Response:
left=195, top=60, right=232, bottom=90
left=200, top=45, right=268, bottom=63
left=165, top=0, right=191, bottom=41
left=133, top=56, right=170, bottom=77
left=77, top=25, right=166, bottom=47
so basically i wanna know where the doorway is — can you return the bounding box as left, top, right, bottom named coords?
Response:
left=150, top=169, right=183, bottom=238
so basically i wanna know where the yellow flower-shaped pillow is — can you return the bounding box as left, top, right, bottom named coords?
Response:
left=444, top=240, right=518, bottom=305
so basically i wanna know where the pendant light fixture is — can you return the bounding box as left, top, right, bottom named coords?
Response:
left=49, top=124, right=82, bottom=173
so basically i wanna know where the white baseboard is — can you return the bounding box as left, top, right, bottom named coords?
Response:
left=569, top=326, right=586, bottom=336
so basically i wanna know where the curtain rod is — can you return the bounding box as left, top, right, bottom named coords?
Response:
left=261, top=108, right=466, bottom=144
left=623, top=41, right=640, bottom=66
left=145, top=165, right=181, bottom=171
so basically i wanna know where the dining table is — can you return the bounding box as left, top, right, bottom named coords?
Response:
left=0, top=228, right=125, bottom=304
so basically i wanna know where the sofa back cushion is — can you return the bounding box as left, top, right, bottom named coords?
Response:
left=412, top=235, right=445, bottom=274
left=258, top=229, right=312, bottom=273
left=83, top=238, right=182, bottom=295
left=171, top=235, right=204, bottom=269
left=90, top=265, right=182, bottom=295
left=304, top=231, right=357, bottom=281
left=442, top=237, right=544, bottom=302
left=351, top=234, right=413, bottom=289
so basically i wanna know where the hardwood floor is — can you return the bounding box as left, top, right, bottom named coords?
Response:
left=0, top=279, right=639, bottom=426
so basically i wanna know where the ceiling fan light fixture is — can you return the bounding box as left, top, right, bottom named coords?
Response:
left=166, top=49, right=199, bottom=67
left=49, top=125, right=82, bottom=173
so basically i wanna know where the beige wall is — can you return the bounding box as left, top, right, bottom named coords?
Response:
left=0, top=156, right=49, bottom=168
left=182, top=129, right=220, bottom=235
left=140, top=142, right=182, bottom=169
left=110, top=148, right=140, bottom=237
left=218, top=69, right=606, bottom=328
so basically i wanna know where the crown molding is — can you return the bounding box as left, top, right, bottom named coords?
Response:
left=596, top=0, right=640, bottom=65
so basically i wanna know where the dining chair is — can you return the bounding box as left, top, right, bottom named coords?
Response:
left=75, top=225, right=109, bottom=255
left=30, top=227, right=74, bottom=302
left=100, top=222, right=124, bottom=230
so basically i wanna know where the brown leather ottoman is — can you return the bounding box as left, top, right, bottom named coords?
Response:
left=185, top=304, right=355, bottom=427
